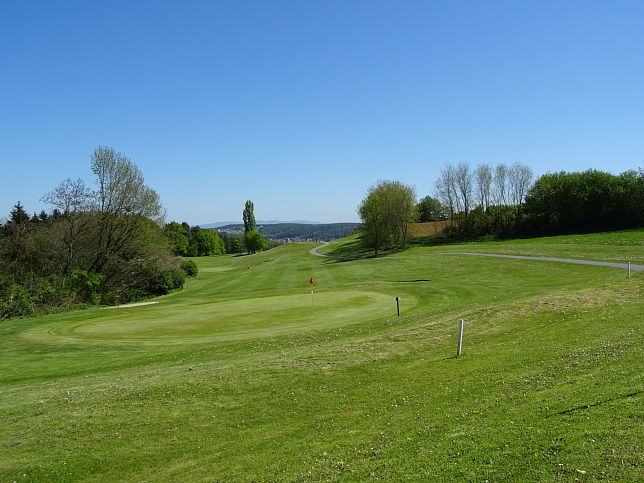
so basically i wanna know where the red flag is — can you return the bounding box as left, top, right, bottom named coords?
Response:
left=309, top=277, right=314, bottom=285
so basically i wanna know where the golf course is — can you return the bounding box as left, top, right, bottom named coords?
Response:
left=1, top=230, right=642, bottom=481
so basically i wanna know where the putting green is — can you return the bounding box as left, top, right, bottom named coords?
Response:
left=25, top=290, right=413, bottom=345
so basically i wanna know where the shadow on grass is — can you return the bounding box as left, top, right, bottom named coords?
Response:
left=323, top=239, right=374, bottom=260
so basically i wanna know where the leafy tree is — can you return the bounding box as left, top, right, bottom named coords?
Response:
left=243, top=200, right=256, bottom=233
left=0, top=147, right=191, bottom=315
left=244, top=230, right=266, bottom=254
left=164, top=221, right=190, bottom=256
left=0, top=282, right=34, bottom=319
left=180, top=259, right=198, bottom=277
left=89, top=146, right=165, bottom=281
left=222, top=235, right=245, bottom=254
left=523, top=169, right=643, bottom=234
left=69, top=269, right=104, bottom=305
left=417, top=196, right=448, bottom=222
left=358, top=190, right=387, bottom=255
left=189, top=228, right=225, bottom=256
left=358, top=180, right=417, bottom=256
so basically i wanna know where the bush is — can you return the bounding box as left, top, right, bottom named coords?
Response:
left=181, top=259, right=198, bottom=277
left=0, top=283, right=35, bottom=319
left=69, top=269, right=103, bottom=305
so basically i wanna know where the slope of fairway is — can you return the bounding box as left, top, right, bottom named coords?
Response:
left=1, top=237, right=642, bottom=482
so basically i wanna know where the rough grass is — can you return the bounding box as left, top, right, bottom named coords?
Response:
left=407, top=221, right=450, bottom=237
left=1, top=234, right=642, bottom=482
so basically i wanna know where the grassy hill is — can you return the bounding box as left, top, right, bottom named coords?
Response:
left=1, top=230, right=642, bottom=481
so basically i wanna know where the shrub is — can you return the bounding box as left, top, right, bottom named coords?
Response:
left=181, top=259, right=198, bottom=277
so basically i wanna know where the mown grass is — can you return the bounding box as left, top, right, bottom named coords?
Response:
left=1, top=233, right=642, bottom=481
left=408, top=228, right=644, bottom=264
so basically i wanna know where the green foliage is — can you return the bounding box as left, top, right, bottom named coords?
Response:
left=187, top=227, right=225, bottom=256
left=220, top=234, right=245, bottom=254
left=134, top=265, right=185, bottom=300
left=163, top=221, right=189, bottom=256
left=523, top=169, right=644, bottom=234
left=0, top=146, right=183, bottom=316
left=420, top=165, right=642, bottom=245
left=70, top=269, right=103, bottom=305
left=358, top=180, right=417, bottom=255
left=180, top=259, right=198, bottom=277
left=0, top=282, right=34, bottom=319
left=243, top=200, right=256, bottom=233
left=416, top=195, right=448, bottom=222
left=244, top=229, right=266, bottom=254
left=9, top=202, right=30, bottom=225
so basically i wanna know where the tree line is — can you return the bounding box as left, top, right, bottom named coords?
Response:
left=0, top=149, right=271, bottom=319
left=0, top=147, right=195, bottom=318
left=358, top=164, right=643, bottom=254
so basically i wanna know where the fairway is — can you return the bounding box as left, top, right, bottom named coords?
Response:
left=1, top=235, right=642, bottom=482
left=27, top=290, right=403, bottom=344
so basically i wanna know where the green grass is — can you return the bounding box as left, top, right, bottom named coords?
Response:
left=1, top=233, right=642, bottom=481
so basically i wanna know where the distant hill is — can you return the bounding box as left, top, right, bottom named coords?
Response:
left=215, top=222, right=360, bottom=241
left=199, top=220, right=323, bottom=229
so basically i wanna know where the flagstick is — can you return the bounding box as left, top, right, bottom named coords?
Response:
left=311, top=290, right=314, bottom=306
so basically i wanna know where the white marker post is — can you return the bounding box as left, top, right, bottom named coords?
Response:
left=395, top=297, right=401, bottom=316
left=628, top=262, right=631, bottom=279
left=456, top=319, right=464, bottom=356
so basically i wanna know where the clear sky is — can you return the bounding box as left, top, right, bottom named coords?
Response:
left=2, top=1, right=643, bottom=225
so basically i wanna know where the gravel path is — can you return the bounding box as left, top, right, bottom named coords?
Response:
left=309, top=242, right=643, bottom=272
left=308, top=242, right=331, bottom=257
left=450, top=253, right=644, bottom=271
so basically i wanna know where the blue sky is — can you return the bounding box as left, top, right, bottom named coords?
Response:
left=2, top=0, right=643, bottom=225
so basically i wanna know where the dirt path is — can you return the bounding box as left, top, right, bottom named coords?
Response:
left=309, top=242, right=643, bottom=271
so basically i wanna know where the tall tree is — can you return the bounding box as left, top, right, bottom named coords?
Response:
left=89, top=146, right=165, bottom=278
left=435, top=164, right=459, bottom=218
left=508, top=162, right=534, bottom=210
left=41, top=178, right=92, bottom=274
left=0, top=202, right=33, bottom=279
left=493, top=164, right=509, bottom=207
left=474, top=163, right=493, bottom=211
left=454, top=162, right=473, bottom=216
left=243, top=200, right=256, bottom=233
